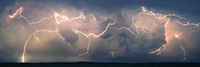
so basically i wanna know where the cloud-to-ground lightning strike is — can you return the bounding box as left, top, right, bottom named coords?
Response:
left=9, top=6, right=200, bottom=62
left=10, top=6, right=108, bottom=62
left=140, top=7, right=200, bottom=61
left=9, top=7, right=70, bottom=62
left=21, top=28, right=65, bottom=62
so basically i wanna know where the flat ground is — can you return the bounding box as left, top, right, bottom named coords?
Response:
left=0, top=62, right=199, bottom=67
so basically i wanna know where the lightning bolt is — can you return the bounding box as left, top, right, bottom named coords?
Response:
left=54, top=12, right=96, bottom=24
left=112, top=16, right=137, bottom=35
left=113, top=27, right=136, bottom=35
left=75, top=19, right=117, bottom=56
left=176, top=21, right=200, bottom=33
left=139, top=7, right=199, bottom=29
left=112, top=15, right=150, bottom=35
left=139, top=7, right=187, bottom=20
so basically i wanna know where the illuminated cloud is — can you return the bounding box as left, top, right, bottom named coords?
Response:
left=0, top=0, right=200, bottom=62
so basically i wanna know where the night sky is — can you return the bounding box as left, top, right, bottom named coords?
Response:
left=0, top=0, right=200, bottom=63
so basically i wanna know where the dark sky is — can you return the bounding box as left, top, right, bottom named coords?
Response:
left=0, top=0, right=200, bottom=62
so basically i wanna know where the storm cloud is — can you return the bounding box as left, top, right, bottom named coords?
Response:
left=0, top=0, right=200, bottom=62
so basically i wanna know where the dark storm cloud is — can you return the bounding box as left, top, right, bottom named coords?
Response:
left=58, top=24, right=79, bottom=45
left=0, top=0, right=15, bottom=14
left=101, top=33, right=113, bottom=39
left=94, top=15, right=166, bottom=62
left=0, top=0, right=200, bottom=62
